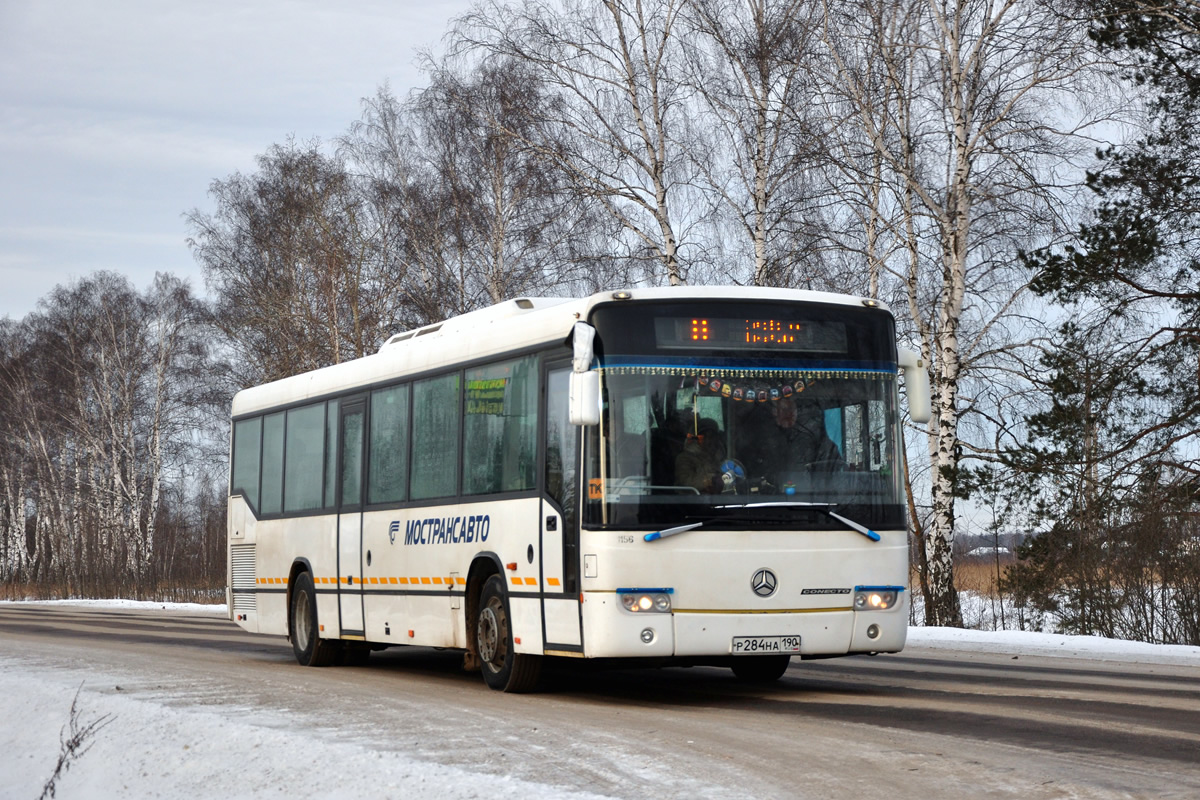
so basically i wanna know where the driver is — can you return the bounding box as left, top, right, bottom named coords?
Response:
left=740, top=396, right=842, bottom=486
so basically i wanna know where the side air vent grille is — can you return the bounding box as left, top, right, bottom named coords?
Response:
left=230, top=544, right=257, bottom=611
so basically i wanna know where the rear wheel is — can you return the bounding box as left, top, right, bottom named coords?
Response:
left=730, top=654, right=791, bottom=683
left=476, top=574, right=542, bottom=692
left=290, top=571, right=341, bottom=667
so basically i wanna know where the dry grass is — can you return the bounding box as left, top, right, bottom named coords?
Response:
left=910, top=556, right=1017, bottom=600
left=954, top=558, right=1015, bottom=596
left=38, top=684, right=113, bottom=800
left=910, top=557, right=1029, bottom=629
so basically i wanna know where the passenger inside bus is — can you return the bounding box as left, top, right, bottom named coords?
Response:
left=674, top=417, right=725, bottom=493
left=649, top=405, right=687, bottom=486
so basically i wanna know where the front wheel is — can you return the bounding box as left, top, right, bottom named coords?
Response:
left=730, top=654, right=791, bottom=683
left=476, top=575, right=542, bottom=692
left=290, top=571, right=341, bottom=667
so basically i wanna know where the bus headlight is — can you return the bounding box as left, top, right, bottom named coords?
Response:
left=619, top=589, right=673, bottom=613
left=854, top=588, right=899, bottom=610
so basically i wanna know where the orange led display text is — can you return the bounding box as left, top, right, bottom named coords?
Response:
left=744, top=319, right=804, bottom=345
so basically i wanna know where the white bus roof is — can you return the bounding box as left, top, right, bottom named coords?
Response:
left=230, top=286, right=889, bottom=417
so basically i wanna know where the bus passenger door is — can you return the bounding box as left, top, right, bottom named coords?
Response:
left=541, top=363, right=582, bottom=650
left=337, top=398, right=366, bottom=636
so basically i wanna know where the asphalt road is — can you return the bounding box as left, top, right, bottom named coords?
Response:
left=2, top=603, right=1197, bottom=799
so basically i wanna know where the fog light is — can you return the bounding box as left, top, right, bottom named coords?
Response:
left=867, top=624, right=881, bottom=639
left=618, top=589, right=673, bottom=613
left=640, top=628, right=656, bottom=644
left=854, top=587, right=900, bottom=610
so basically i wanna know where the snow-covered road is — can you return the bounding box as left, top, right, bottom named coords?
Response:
left=2, top=600, right=1198, bottom=800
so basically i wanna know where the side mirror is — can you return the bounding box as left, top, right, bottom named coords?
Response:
left=569, top=321, right=601, bottom=426
left=898, top=348, right=931, bottom=424
left=569, top=370, right=601, bottom=426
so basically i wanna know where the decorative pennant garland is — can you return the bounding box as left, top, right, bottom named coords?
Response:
left=698, top=374, right=820, bottom=402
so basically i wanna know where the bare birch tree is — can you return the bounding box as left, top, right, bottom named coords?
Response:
left=0, top=320, right=31, bottom=584
left=188, top=140, right=398, bottom=384
left=0, top=273, right=221, bottom=597
left=413, top=61, right=612, bottom=309
left=456, top=0, right=705, bottom=286
left=819, top=0, right=1108, bottom=625
left=681, top=0, right=830, bottom=287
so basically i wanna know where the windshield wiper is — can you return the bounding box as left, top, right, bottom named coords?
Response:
left=643, top=521, right=705, bottom=542
left=714, top=501, right=881, bottom=542
left=643, top=502, right=882, bottom=543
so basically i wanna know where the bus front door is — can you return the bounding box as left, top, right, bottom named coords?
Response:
left=337, top=398, right=366, bottom=636
left=541, top=364, right=582, bottom=651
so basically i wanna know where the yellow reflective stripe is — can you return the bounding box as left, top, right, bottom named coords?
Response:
left=255, top=575, right=489, bottom=589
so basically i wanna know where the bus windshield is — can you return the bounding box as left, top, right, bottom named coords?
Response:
left=583, top=301, right=906, bottom=531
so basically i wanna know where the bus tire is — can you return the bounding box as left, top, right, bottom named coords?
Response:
left=290, top=571, right=341, bottom=667
left=730, top=654, right=791, bottom=683
left=476, top=574, right=541, bottom=692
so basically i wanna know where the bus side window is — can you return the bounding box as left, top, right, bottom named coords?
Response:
left=545, top=368, right=577, bottom=527
left=323, top=399, right=339, bottom=508
left=368, top=385, right=410, bottom=504
left=284, top=403, right=325, bottom=512
left=261, top=411, right=285, bottom=515
left=231, top=416, right=262, bottom=511
left=464, top=356, right=538, bottom=495
left=411, top=373, right=461, bottom=500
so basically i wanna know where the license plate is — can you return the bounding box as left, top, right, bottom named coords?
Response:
left=731, top=635, right=801, bottom=654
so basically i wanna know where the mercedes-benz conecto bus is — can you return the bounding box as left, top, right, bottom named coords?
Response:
left=227, top=287, right=930, bottom=692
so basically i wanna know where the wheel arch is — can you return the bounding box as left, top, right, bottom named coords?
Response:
left=465, top=552, right=504, bottom=656
left=287, top=558, right=314, bottom=637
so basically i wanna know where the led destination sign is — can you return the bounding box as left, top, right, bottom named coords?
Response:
left=653, top=317, right=847, bottom=353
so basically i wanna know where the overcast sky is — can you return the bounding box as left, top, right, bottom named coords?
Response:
left=0, top=0, right=473, bottom=321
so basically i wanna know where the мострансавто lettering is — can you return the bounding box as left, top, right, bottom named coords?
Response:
left=394, top=515, right=491, bottom=546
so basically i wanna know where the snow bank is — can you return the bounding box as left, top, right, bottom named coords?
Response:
left=2, top=597, right=223, bottom=614
left=906, top=625, right=1200, bottom=665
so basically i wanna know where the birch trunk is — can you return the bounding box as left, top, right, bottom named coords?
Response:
left=920, top=0, right=972, bottom=627
left=0, top=465, right=24, bottom=581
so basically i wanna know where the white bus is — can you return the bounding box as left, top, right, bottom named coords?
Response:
left=227, top=286, right=930, bottom=692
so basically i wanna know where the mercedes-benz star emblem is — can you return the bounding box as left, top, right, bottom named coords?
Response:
left=751, top=568, right=778, bottom=598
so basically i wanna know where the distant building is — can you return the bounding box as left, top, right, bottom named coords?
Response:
left=965, top=546, right=1012, bottom=559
